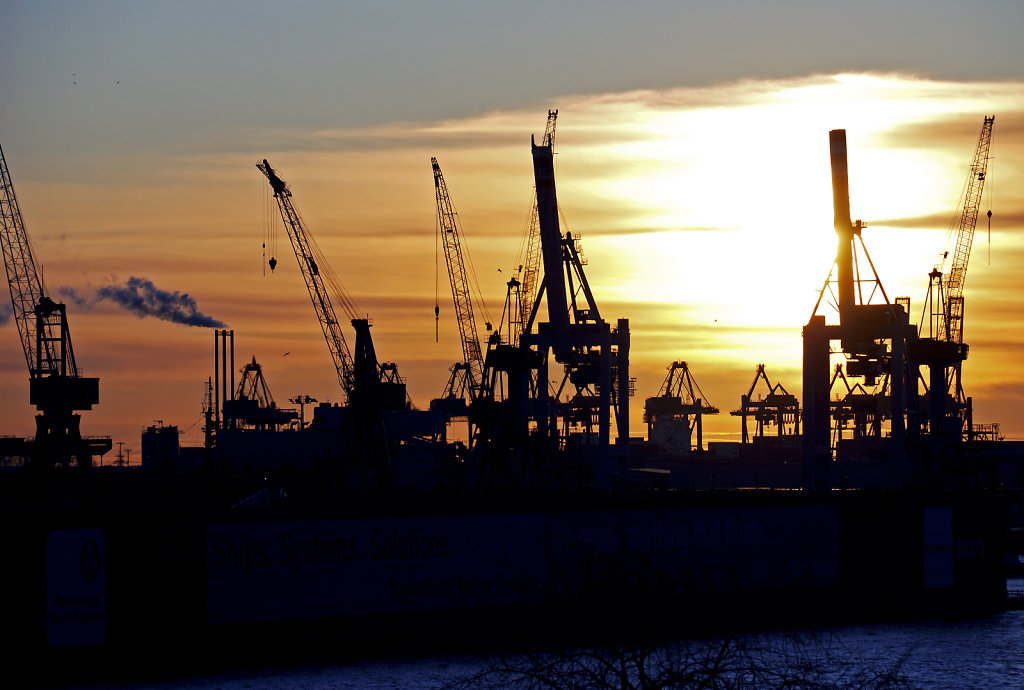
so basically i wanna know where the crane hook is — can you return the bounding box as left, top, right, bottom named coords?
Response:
left=268, top=256, right=277, bottom=272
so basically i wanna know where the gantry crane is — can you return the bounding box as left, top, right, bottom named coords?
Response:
left=524, top=119, right=631, bottom=478
left=732, top=364, right=799, bottom=444
left=803, top=130, right=918, bottom=489
left=644, top=361, right=719, bottom=452
left=0, top=142, right=110, bottom=468
left=257, top=159, right=358, bottom=399
left=221, top=356, right=297, bottom=432
left=432, top=157, right=486, bottom=401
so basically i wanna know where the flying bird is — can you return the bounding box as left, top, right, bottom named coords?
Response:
left=283, top=352, right=291, bottom=357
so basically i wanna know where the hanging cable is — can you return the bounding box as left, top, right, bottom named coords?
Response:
left=987, top=156, right=994, bottom=265
left=435, top=200, right=440, bottom=342
left=262, top=181, right=267, bottom=276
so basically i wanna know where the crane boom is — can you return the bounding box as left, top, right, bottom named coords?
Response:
left=941, top=115, right=994, bottom=344
left=257, top=159, right=356, bottom=398
left=432, top=157, right=484, bottom=396
left=518, top=110, right=557, bottom=335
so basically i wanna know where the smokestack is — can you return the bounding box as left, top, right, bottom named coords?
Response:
left=221, top=331, right=228, bottom=418
left=229, top=330, right=235, bottom=403
left=829, top=129, right=855, bottom=321
left=214, top=330, right=220, bottom=428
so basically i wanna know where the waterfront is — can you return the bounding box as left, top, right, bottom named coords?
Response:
left=83, top=581, right=1024, bottom=689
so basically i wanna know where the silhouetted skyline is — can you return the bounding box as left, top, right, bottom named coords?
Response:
left=2, top=2, right=1023, bottom=457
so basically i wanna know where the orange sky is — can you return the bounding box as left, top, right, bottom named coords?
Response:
left=3, top=73, right=1024, bottom=457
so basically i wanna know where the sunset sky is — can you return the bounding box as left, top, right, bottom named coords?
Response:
left=2, top=1, right=1024, bottom=458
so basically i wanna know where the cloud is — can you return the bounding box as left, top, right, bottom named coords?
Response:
left=59, top=277, right=227, bottom=328
left=873, top=210, right=1024, bottom=231
left=0, top=301, right=12, bottom=326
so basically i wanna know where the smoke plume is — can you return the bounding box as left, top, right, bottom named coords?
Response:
left=59, top=277, right=227, bottom=328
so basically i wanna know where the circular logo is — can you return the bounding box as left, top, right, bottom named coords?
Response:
left=80, top=540, right=101, bottom=583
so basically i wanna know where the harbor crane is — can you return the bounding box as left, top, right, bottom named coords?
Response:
left=258, top=159, right=410, bottom=476
left=916, top=115, right=995, bottom=439
left=0, top=142, right=110, bottom=468
left=732, top=364, right=799, bottom=444
left=645, top=361, right=718, bottom=452
left=524, top=119, right=631, bottom=478
left=257, top=159, right=359, bottom=399
left=257, top=159, right=407, bottom=411
left=934, top=115, right=995, bottom=346
left=803, top=130, right=917, bottom=489
left=432, top=157, right=486, bottom=402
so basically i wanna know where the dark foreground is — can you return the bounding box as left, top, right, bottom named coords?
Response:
left=1, top=469, right=1010, bottom=686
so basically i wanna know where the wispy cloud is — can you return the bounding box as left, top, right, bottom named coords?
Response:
left=60, top=277, right=227, bottom=328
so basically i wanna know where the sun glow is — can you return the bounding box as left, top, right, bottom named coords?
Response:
left=3, top=73, right=1024, bottom=449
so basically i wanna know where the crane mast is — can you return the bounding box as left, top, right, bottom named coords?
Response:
left=257, top=159, right=356, bottom=398
left=432, top=157, right=484, bottom=397
left=939, top=115, right=994, bottom=344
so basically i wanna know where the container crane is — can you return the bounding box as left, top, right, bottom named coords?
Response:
left=526, top=121, right=631, bottom=477
left=732, top=364, right=799, bottom=444
left=644, top=361, right=719, bottom=452
left=432, top=157, right=485, bottom=400
left=257, top=159, right=357, bottom=399
left=0, top=142, right=110, bottom=467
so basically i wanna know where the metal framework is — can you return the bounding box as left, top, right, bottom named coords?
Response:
left=527, top=129, right=631, bottom=465
left=940, top=116, right=994, bottom=345
left=0, top=144, right=73, bottom=378
left=644, top=361, right=719, bottom=452
left=223, top=356, right=297, bottom=431
left=257, top=159, right=356, bottom=398
left=803, top=130, right=918, bottom=489
left=732, top=364, right=799, bottom=444
left=1, top=143, right=108, bottom=467
left=432, top=157, right=485, bottom=398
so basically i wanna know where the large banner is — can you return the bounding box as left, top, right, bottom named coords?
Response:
left=208, top=514, right=546, bottom=624
left=207, top=505, right=840, bottom=624
left=48, top=528, right=105, bottom=646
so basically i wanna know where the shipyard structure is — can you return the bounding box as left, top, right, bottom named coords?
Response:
left=1, top=116, right=1020, bottom=672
